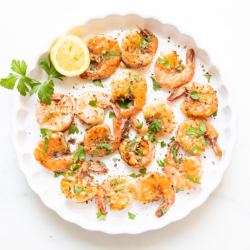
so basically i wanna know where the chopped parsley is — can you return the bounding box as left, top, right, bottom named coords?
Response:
left=150, top=76, right=162, bottom=91
left=187, top=175, right=201, bottom=184
left=157, top=57, right=170, bottom=68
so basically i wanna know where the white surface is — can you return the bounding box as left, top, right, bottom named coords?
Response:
left=12, top=15, right=236, bottom=234
left=0, top=0, right=249, bottom=248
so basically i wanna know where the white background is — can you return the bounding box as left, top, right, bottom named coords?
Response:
left=0, top=0, right=249, bottom=249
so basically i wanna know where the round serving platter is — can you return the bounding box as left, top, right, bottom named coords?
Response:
left=12, top=14, right=237, bottom=234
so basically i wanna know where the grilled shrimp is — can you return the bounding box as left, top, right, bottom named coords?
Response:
left=121, top=26, right=158, bottom=68
left=168, top=82, right=218, bottom=117
left=135, top=171, right=175, bottom=217
left=154, top=49, right=195, bottom=88
left=83, top=118, right=122, bottom=157
left=96, top=175, right=135, bottom=215
left=176, top=118, right=222, bottom=158
left=111, top=69, right=147, bottom=119
left=75, top=91, right=120, bottom=125
left=164, top=142, right=203, bottom=190
left=119, top=120, right=155, bottom=169
left=36, top=93, right=74, bottom=132
left=129, top=100, right=176, bottom=137
left=80, top=34, right=121, bottom=80
left=61, top=166, right=98, bottom=203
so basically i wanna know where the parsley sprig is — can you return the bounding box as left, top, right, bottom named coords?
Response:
left=185, top=122, right=206, bottom=138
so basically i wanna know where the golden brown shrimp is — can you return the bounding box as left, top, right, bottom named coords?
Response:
left=75, top=91, right=120, bottom=125
left=83, top=118, right=122, bottom=157
left=154, top=49, right=195, bottom=88
left=121, top=26, right=158, bottom=68
left=111, top=69, right=147, bottom=119
left=96, top=175, right=135, bottom=215
left=176, top=118, right=222, bottom=158
left=129, top=100, right=176, bottom=137
left=80, top=34, right=121, bottom=80
left=167, top=82, right=218, bottom=117
left=61, top=166, right=98, bottom=203
left=36, top=93, right=74, bottom=132
left=119, top=120, right=155, bottom=169
left=34, top=133, right=110, bottom=172
left=164, top=142, right=203, bottom=190
left=135, top=171, right=175, bottom=217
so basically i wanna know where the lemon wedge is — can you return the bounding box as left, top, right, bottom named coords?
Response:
left=51, top=35, right=90, bottom=77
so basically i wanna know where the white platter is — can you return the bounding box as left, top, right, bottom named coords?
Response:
left=12, top=15, right=237, bottom=234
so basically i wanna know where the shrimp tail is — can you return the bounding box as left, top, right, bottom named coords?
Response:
left=120, top=106, right=140, bottom=119
left=211, top=138, right=222, bottom=158
left=112, top=101, right=121, bottom=119
left=167, top=85, right=187, bottom=102
left=96, top=186, right=107, bottom=215
left=186, top=48, right=195, bottom=65
left=129, top=116, right=149, bottom=136
left=155, top=201, right=173, bottom=218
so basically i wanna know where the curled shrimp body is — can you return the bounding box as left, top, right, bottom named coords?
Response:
left=61, top=166, right=98, bottom=203
left=83, top=118, right=122, bottom=157
left=119, top=121, right=155, bottom=169
left=168, top=82, right=218, bottom=117
left=121, top=27, right=158, bottom=68
left=176, top=118, right=222, bottom=158
left=135, top=171, right=175, bottom=217
left=80, top=34, right=121, bottom=80
left=36, top=94, right=74, bottom=132
left=75, top=91, right=120, bottom=125
left=129, top=100, right=176, bottom=137
left=154, top=49, right=195, bottom=88
left=111, top=69, right=147, bottom=119
left=164, top=142, right=203, bottom=190
left=96, top=175, right=135, bottom=215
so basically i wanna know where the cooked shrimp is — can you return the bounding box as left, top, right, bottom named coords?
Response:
left=154, top=49, right=195, bottom=88
left=129, top=100, right=176, bottom=137
left=164, top=142, right=203, bottom=190
left=167, top=82, right=218, bottom=117
left=96, top=175, right=135, bottom=215
left=135, top=171, right=175, bottom=217
left=83, top=118, right=122, bottom=157
left=111, top=69, right=147, bottom=119
left=121, top=26, right=158, bottom=68
left=36, top=93, right=74, bottom=132
left=61, top=166, right=98, bottom=203
left=176, top=118, right=222, bottom=158
left=75, top=91, right=120, bottom=125
left=80, top=34, right=121, bottom=80
left=119, top=120, right=155, bottom=169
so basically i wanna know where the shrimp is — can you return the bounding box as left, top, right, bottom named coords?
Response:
left=36, top=93, right=74, bottom=132
left=75, top=91, right=120, bottom=125
left=164, top=142, right=203, bottom=190
left=121, top=26, right=158, bottom=68
left=119, top=120, right=155, bottom=169
left=96, top=175, right=135, bottom=215
left=83, top=118, right=122, bottom=157
left=135, top=171, right=175, bottom=217
left=80, top=34, right=121, bottom=80
left=111, top=69, right=147, bottom=119
left=61, top=166, right=98, bottom=203
left=34, top=133, right=109, bottom=172
left=154, top=49, right=195, bottom=88
left=167, top=82, right=218, bottom=117
left=129, top=100, right=176, bottom=137
left=176, top=118, right=222, bottom=158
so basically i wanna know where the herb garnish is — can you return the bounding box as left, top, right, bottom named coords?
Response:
left=150, top=76, right=162, bottom=91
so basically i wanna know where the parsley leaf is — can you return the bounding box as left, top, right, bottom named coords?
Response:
left=97, top=161, right=105, bottom=167
left=176, top=65, right=183, bottom=72
left=146, top=132, right=153, bottom=140
left=129, top=168, right=147, bottom=178
left=203, top=73, right=212, bottom=83
left=62, top=109, right=67, bottom=115
left=114, top=185, right=126, bottom=192
left=139, top=168, right=147, bottom=175
left=93, top=151, right=99, bottom=155
left=146, top=36, right=153, bottom=41
left=42, top=137, right=49, bottom=156
left=136, top=123, right=143, bottom=129
left=53, top=171, right=65, bottom=178
left=185, top=122, right=206, bottom=138
left=96, top=209, right=106, bottom=219
left=169, top=136, right=175, bottom=143
left=176, top=188, right=183, bottom=193
left=157, top=57, right=170, bottom=68
left=68, top=124, right=79, bottom=135
left=157, top=159, right=168, bottom=167
left=39, top=55, right=65, bottom=80
left=113, top=158, right=118, bottom=162
left=40, top=128, right=52, bottom=138
left=150, top=76, right=162, bottom=91
left=109, top=111, right=116, bottom=119
left=148, top=119, right=162, bottom=134
left=154, top=137, right=160, bottom=144
left=125, top=83, right=132, bottom=94
left=117, top=99, right=133, bottom=109
left=105, top=51, right=121, bottom=59
left=72, top=145, right=85, bottom=163
left=134, top=72, right=140, bottom=82
left=65, top=176, right=73, bottom=181
left=187, top=175, right=201, bottom=184
left=128, top=212, right=136, bottom=220
left=190, top=91, right=201, bottom=102
left=68, top=163, right=80, bottom=171
left=171, top=145, right=179, bottom=164
left=93, top=80, right=104, bottom=88
left=140, top=39, right=149, bottom=48
left=110, top=179, right=118, bottom=185
left=161, top=141, right=167, bottom=148
left=213, top=109, right=218, bottom=117
left=73, top=187, right=83, bottom=195
left=190, top=145, right=200, bottom=154
left=138, top=148, right=143, bottom=159
left=201, top=139, right=207, bottom=146
left=161, top=208, right=167, bottom=215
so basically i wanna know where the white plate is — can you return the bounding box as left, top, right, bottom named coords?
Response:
left=12, top=15, right=237, bottom=234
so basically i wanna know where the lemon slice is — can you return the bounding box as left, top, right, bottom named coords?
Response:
left=51, top=35, right=90, bottom=77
